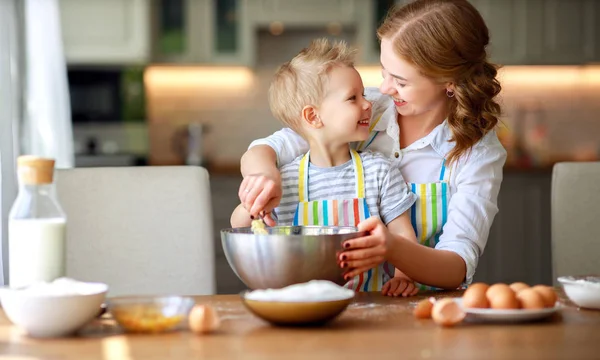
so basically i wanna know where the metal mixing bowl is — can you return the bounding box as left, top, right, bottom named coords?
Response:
left=221, top=226, right=367, bottom=290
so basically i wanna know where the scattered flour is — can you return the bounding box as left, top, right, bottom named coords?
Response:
left=12, top=277, right=107, bottom=296
left=245, top=280, right=354, bottom=302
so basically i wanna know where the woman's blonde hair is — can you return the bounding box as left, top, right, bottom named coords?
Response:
left=268, top=38, right=356, bottom=133
left=378, top=0, right=502, bottom=164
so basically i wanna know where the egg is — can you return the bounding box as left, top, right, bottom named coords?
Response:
left=188, top=304, right=220, bottom=334
left=487, top=285, right=520, bottom=309
left=486, top=283, right=511, bottom=300
left=431, top=298, right=465, bottom=327
left=414, top=297, right=435, bottom=319
left=462, top=283, right=490, bottom=308
left=509, top=282, right=530, bottom=293
left=516, top=288, right=545, bottom=309
left=531, top=285, right=558, bottom=308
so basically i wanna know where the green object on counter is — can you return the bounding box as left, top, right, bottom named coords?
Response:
left=121, top=66, right=146, bottom=123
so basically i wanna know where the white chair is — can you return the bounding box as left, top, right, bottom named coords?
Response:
left=56, top=166, right=215, bottom=296
left=551, top=162, right=600, bottom=284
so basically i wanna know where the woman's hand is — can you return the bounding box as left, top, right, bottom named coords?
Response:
left=238, top=173, right=282, bottom=226
left=339, top=217, right=391, bottom=280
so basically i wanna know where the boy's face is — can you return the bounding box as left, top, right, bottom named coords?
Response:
left=316, top=66, right=372, bottom=144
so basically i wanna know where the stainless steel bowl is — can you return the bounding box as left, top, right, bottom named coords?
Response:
left=221, top=226, right=367, bottom=290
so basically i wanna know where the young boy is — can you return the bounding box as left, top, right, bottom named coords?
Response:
left=231, top=38, right=418, bottom=295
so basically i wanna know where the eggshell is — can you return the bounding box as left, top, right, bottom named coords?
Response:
left=487, top=285, right=520, bottom=309
left=414, top=297, right=435, bottom=319
left=509, top=282, right=530, bottom=293
left=189, top=304, right=220, bottom=334
left=462, top=283, right=490, bottom=309
left=431, top=298, right=465, bottom=326
left=516, top=288, right=545, bottom=309
left=531, top=285, right=558, bottom=308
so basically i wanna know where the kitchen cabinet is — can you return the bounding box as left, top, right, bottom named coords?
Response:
left=153, top=0, right=251, bottom=65
left=360, top=0, right=600, bottom=66
left=473, top=0, right=599, bottom=65
left=59, top=0, right=151, bottom=64
left=246, top=0, right=358, bottom=27
left=473, top=171, right=553, bottom=286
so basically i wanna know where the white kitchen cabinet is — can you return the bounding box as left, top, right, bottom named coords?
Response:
left=247, top=0, right=358, bottom=27
left=59, top=0, right=151, bottom=64
left=153, top=0, right=252, bottom=65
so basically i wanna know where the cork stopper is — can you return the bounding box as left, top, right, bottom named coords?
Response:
left=17, top=156, right=56, bottom=185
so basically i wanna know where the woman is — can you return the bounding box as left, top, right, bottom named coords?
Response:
left=238, top=0, right=506, bottom=290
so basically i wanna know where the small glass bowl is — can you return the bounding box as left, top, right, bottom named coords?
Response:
left=107, top=296, right=195, bottom=333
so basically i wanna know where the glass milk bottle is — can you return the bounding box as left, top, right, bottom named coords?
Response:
left=8, top=156, right=67, bottom=288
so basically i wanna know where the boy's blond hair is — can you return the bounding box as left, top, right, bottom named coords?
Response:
left=268, top=38, right=357, bottom=134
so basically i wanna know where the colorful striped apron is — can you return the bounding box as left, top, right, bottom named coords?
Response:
left=408, top=159, right=451, bottom=291
left=292, top=149, right=394, bottom=292
left=358, top=128, right=452, bottom=292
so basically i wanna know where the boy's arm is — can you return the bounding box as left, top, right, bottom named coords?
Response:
left=231, top=204, right=252, bottom=228
left=387, top=213, right=418, bottom=281
left=386, top=212, right=417, bottom=244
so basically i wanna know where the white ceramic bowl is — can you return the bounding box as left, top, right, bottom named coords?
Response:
left=0, top=280, right=108, bottom=337
left=557, top=275, right=600, bottom=310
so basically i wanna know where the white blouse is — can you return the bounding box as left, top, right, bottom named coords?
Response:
left=248, top=87, right=507, bottom=284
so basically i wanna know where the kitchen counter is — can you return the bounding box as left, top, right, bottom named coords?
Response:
left=2, top=291, right=599, bottom=359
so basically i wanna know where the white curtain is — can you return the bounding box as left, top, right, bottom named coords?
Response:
left=0, top=0, right=74, bottom=285
left=0, top=0, right=22, bottom=286
left=22, top=0, right=74, bottom=169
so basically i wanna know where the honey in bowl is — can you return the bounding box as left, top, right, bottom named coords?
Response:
left=108, top=296, right=195, bottom=333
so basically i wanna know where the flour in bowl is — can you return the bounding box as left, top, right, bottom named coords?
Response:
left=13, top=277, right=107, bottom=296
left=244, top=280, right=354, bottom=302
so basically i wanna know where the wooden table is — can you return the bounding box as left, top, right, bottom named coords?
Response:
left=1, top=291, right=599, bottom=359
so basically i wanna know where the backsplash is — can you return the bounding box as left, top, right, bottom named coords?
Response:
left=145, top=64, right=600, bottom=168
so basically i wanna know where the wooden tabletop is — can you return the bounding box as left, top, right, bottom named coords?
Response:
left=1, top=290, right=599, bottom=360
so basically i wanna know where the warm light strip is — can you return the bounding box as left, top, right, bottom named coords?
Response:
left=144, top=66, right=255, bottom=90
left=356, top=66, right=384, bottom=88
left=356, top=65, right=600, bottom=88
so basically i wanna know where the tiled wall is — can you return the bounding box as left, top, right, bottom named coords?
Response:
left=146, top=57, right=600, bottom=167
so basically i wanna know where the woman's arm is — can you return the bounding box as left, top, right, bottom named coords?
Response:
left=239, top=128, right=308, bottom=220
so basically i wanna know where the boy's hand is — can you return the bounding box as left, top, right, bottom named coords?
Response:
left=382, top=276, right=419, bottom=297
left=339, top=217, right=390, bottom=280
left=238, top=173, right=282, bottom=226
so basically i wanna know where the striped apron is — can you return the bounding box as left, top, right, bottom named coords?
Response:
left=358, top=127, right=452, bottom=292
left=292, top=149, right=394, bottom=292
left=408, top=159, right=451, bottom=291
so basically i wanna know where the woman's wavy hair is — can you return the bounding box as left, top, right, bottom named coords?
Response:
left=378, top=0, right=502, bottom=164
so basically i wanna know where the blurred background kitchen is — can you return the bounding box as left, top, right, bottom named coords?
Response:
left=1, top=0, right=599, bottom=292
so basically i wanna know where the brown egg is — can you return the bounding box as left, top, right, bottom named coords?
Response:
left=462, top=283, right=490, bottom=309
left=509, top=282, right=530, bottom=293
left=189, top=304, right=220, bottom=334
left=532, top=285, right=558, bottom=308
left=414, top=297, right=435, bottom=319
left=486, top=283, right=512, bottom=301
left=488, top=286, right=520, bottom=309
left=516, top=288, right=545, bottom=309
left=431, top=298, right=465, bottom=327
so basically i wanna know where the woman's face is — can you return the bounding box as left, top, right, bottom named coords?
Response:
left=379, top=38, right=448, bottom=118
